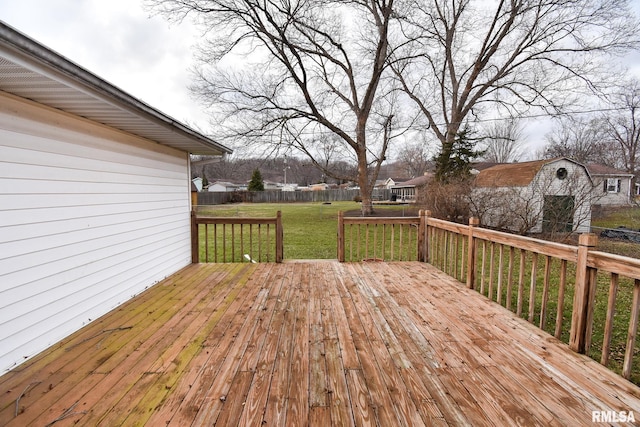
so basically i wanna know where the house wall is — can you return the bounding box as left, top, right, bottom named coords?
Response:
left=0, top=92, right=192, bottom=372
left=473, top=159, right=593, bottom=234
left=207, top=183, right=231, bottom=192
left=592, top=176, right=632, bottom=206
left=530, top=160, right=593, bottom=233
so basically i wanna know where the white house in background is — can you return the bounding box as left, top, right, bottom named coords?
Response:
left=381, top=177, right=410, bottom=189
left=0, top=22, right=231, bottom=372
left=473, top=158, right=595, bottom=234
left=207, top=181, right=245, bottom=192
left=192, top=177, right=204, bottom=192
left=585, top=163, right=634, bottom=207
left=390, top=173, right=433, bottom=202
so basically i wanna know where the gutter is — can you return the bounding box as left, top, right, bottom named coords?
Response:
left=0, top=20, right=232, bottom=155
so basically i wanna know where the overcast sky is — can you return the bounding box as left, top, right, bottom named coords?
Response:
left=0, top=0, right=211, bottom=132
left=2, top=0, right=640, bottom=159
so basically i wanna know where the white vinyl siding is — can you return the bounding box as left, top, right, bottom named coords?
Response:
left=596, top=176, right=632, bottom=206
left=0, top=94, right=192, bottom=372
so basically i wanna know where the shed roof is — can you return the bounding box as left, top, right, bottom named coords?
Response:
left=474, top=158, right=589, bottom=188
left=0, top=21, right=231, bottom=156
left=585, top=163, right=634, bottom=177
left=474, top=159, right=549, bottom=187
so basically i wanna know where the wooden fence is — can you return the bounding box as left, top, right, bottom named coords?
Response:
left=197, top=189, right=391, bottom=205
left=337, top=211, right=426, bottom=262
left=338, top=209, right=640, bottom=381
left=191, top=211, right=283, bottom=263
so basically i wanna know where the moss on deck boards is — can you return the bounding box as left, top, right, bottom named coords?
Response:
left=2, top=261, right=640, bottom=426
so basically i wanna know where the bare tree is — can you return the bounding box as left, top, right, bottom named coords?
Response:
left=146, top=0, right=398, bottom=214
left=392, top=0, right=640, bottom=181
left=311, top=133, right=358, bottom=183
left=481, top=118, right=524, bottom=163
left=418, top=178, right=473, bottom=224
left=542, top=116, right=615, bottom=165
left=396, top=140, right=432, bottom=178
left=601, top=79, right=640, bottom=181
left=195, top=153, right=250, bottom=182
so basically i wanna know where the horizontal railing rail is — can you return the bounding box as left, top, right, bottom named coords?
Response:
left=345, top=209, right=640, bottom=382
left=191, top=211, right=283, bottom=263
left=337, top=211, right=425, bottom=262
left=421, top=210, right=640, bottom=383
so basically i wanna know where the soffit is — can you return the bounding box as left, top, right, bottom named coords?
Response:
left=0, top=22, right=231, bottom=156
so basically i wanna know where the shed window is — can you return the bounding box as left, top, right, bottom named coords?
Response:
left=605, top=178, right=621, bottom=193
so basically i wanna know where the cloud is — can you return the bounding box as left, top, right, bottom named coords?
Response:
left=0, top=0, right=210, bottom=131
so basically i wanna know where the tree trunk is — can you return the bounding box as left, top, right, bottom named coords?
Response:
left=356, top=143, right=373, bottom=216
left=435, top=127, right=458, bottom=182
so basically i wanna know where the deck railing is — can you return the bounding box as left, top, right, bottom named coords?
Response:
left=338, top=209, right=640, bottom=381
left=337, top=211, right=426, bottom=262
left=423, top=211, right=640, bottom=382
left=191, top=211, right=283, bottom=263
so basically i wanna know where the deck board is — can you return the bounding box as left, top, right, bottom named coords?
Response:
left=2, top=261, right=640, bottom=426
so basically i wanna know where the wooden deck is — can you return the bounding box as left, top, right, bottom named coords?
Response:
left=2, top=261, right=640, bottom=426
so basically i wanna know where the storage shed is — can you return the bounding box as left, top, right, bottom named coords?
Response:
left=0, top=22, right=231, bottom=372
left=473, top=158, right=594, bottom=234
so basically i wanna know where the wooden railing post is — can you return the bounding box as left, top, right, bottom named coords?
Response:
left=191, top=210, right=199, bottom=263
left=623, top=279, right=640, bottom=379
left=423, top=210, right=431, bottom=263
left=418, top=210, right=426, bottom=262
left=275, top=211, right=283, bottom=263
left=466, top=217, right=480, bottom=289
left=337, top=211, right=345, bottom=262
left=569, top=233, right=598, bottom=353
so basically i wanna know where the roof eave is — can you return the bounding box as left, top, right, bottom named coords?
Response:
left=0, top=21, right=232, bottom=157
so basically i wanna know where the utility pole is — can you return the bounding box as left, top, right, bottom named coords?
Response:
left=283, top=155, right=288, bottom=185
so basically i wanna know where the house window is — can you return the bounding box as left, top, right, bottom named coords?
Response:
left=605, top=178, right=621, bottom=193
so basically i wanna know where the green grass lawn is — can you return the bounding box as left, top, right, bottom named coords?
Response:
left=592, top=206, right=640, bottom=230
left=591, top=206, right=640, bottom=259
left=196, top=203, right=640, bottom=260
left=196, top=202, right=419, bottom=259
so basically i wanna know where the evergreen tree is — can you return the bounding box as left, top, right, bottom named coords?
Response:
left=248, top=169, right=265, bottom=191
left=435, top=126, right=484, bottom=183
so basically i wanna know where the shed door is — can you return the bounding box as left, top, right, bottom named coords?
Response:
left=542, top=195, right=575, bottom=233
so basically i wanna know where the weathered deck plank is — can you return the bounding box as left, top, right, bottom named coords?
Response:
left=2, top=261, right=640, bottom=426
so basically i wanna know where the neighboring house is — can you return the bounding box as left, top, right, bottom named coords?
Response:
left=470, top=162, right=501, bottom=173
left=381, top=177, right=410, bottom=189
left=192, top=177, right=204, bottom=192
left=373, top=179, right=387, bottom=190
left=391, top=173, right=433, bottom=202
left=207, top=181, right=245, bottom=192
left=309, top=183, right=330, bottom=191
left=0, top=23, right=232, bottom=372
left=473, top=158, right=595, bottom=234
left=264, top=181, right=282, bottom=191
left=585, top=163, right=634, bottom=207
